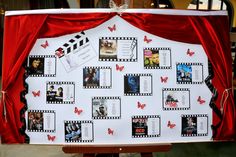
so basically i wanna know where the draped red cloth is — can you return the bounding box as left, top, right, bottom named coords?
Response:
left=0, top=11, right=235, bottom=143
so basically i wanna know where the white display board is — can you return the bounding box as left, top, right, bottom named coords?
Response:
left=25, top=15, right=212, bottom=144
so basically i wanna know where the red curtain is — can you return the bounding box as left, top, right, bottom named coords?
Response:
left=0, top=11, right=235, bottom=143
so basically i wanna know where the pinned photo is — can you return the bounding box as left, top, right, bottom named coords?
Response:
left=181, top=114, right=208, bottom=137
left=92, top=97, right=121, bottom=119
left=162, top=88, right=190, bottom=110
left=132, top=115, right=160, bottom=138
left=124, top=74, right=152, bottom=96
left=176, top=63, right=203, bottom=84
left=27, top=55, right=56, bottom=77
left=99, top=37, right=137, bottom=61
left=144, top=48, right=171, bottom=69
left=46, top=82, right=75, bottom=104
left=27, top=110, right=55, bottom=132
left=64, top=120, right=93, bottom=143
left=83, top=67, right=112, bottom=88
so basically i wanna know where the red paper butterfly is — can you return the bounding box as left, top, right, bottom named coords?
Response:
left=137, top=101, right=146, bottom=109
left=74, top=107, right=83, bottom=115
left=108, top=128, right=114, bottom=135
left=197, top=96, right=206, bottom=104
left=108, top=24, right=116, bottom=32
left=55, top=48, right=64, bottom=57
left=47, top=135, right=56, bottom=141
left=32, top=90, right=40, bottom=97
left=41, top=40, right=49, bottom=49
left=116, top=64, right=124, bottom=71
left=187, top=49, right=195, bottom=56
left=161, top=76, right=168, bottom=83
left=144, top=35, right=152, bottom=43
left=167, top=121, right=176, bottom=129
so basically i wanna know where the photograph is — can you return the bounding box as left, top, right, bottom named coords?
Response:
left=28, top=57, right=44, bottom=75
left=92, top=99, right=108, bottom=117
left=144, top=49, right=160, bottom=67
left=83, top=68, right=100, bottom=87
left=177, top=64, right=192, bottom=82
left=65, top=122, right=82, bottom=141
left=124, top=75, right=140, bottom=94
left=28, top=112, right=44, bottom=131
left=99, top=39, right=117, bottom=59
left=46, top=84, right=63, bottom=103
left=132, top=117, right=148, bottom=136
left=182, top=116, right=197, bottom=135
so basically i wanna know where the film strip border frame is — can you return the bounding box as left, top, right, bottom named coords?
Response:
left=181, top=114, right=208, bottom=137
left=99, top=37, right=137, bottom=62
left=27, top=55, right=56, bottom=77
left=124, top=73, right=153, bottom=96
left=27, top=110, right=56, bottom=133
left=162, top=88, right=190, bottom=111
left=46, top=81, right=75, bottom=104
left=64, top=120, right=94, bottom=143
left=132, top=115, right=161, bottom=138
left=176, top=62, right=204, bottom=84
left=83, top=66, right=112, bottom=89
left=55, top=31, right=89, bottom=58
left=92, top=96, right=121, bottom=120
left=144, top=47, right=172, bottom=69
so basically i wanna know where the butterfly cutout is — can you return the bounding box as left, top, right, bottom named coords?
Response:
left=74, top=107, right=83, bottom=115
left=47, top=135, right=56, bottom=141
left=108, top=128, right=114, bottom=135
left=187, top=49, right=195, bottom=56
left=167, top=121, right=176, bottom=129
left=108, top=24, right=116, bottom=32
left=41, top=40, right=49, bottom=49
left=32, top=90, right=40, bottom=97
left=161, top=76, right=168, bottom=83
left=144, top=35, right=152, bottom=43
left=197, top=96, right=206, bottom=104
left=116, top=64, right=124, bottom=71
left=55, top=48, right=64, bottom=57
left=137, top=101, right=146, bottom=109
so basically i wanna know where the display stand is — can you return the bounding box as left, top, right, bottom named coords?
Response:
left=62, top=144, right=172, bottom=157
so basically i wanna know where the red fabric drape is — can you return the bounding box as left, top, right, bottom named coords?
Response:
left=0, top=11, right=235, bottom=143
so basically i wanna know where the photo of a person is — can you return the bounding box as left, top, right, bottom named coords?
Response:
left=28, top=112, right=43, bottom=131
left=83, top=68, right=99, bottom=87
left=144, top=49, right=159, bottom=67
left=46, top=85, right=56, bottom=102
left=93, top=99, right=108, bottom=117
left=182, top=117, right=197, bottom=135
left=124, top=75, right=140, bottom=94
left=55, top=87, right=63, bottom=102
left=28, top=58, right=44, bottom=75
left=132, top=118, right=148, bottom=136
left=177, top=64, right=192, bottom=82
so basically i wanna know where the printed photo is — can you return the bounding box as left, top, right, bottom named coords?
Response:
left=92, top=99, right=108, bottom=117
left=177, top=64, right=192, bottom=83
left=182, top=116, right=197, bottom=135
left=83, top=68, right=100, bottom=87
left=144, top=49, right=159, bottom=68
left=65, top=122, right=82, bottom=141
left=28, top=57, right=44, bottom=75
left=46, top=85, right=63, bottom=103
left=124, top=75, right=140, bottom=94
left=28, top=111, right=44, bottom=131
left=99, top=39, right=117, bottom=60
left=132, top=118, right=148, bottom=136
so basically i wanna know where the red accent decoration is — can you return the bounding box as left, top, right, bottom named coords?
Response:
left=47, top=135, right=56, bottom=141
left=41, top=40, right=49, bottom=48
left=187, top=49, right=195, bottom=56
left=55, top=48, right=64, bottom=57
left=108, top=128, right=114, bottom=135
left=167, top=121, right=176, bottom=129
left=161, top=76, right=168, bottom=83
left=197, top=96, right=206, bottom=104
left=108, top=24, right=116, bottom=32
left=32, top=90, right=40, bottom=97
left=0, top=12, right=235, bottom=143
left=144, top=35, right=152, bottom=43
left=137, top=101, right=146, bottom=109
left=116, top=64, right=124, bottom=71
left=74, top=107, right=83, bottom=115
